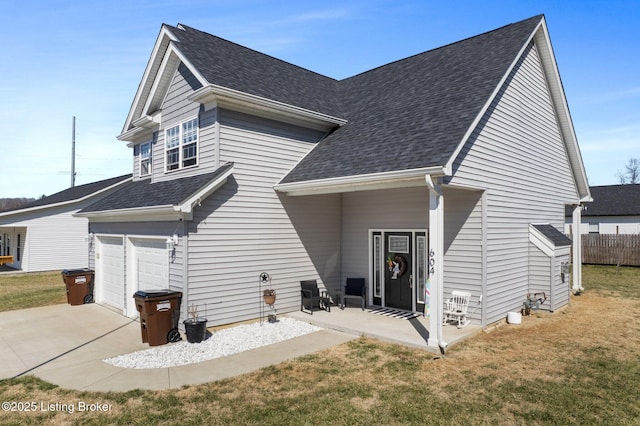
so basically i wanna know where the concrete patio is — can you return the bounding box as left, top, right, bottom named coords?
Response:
left=0, top=301, right=481, bottom=392
left=288, top=304, right=482, bottom=351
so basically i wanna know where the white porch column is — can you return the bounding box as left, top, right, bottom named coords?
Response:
left=426, top=176, right=445, bottom=350
left=572, top=204, right=584, bottom=293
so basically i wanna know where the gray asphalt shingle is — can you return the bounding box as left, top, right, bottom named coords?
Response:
left=165, top=16, right=543, bottom=184
left=79, top=163, right=233, bottom=213
left=1, top=175, right=131, bottom=213
left=565, top=185, right=640, bottom=217
left=90, top=16, right=544, bottom=213
left=532, top=224, right=572, bottom=247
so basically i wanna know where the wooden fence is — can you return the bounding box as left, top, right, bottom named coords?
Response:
left=581, top=234, right=640, bottom=266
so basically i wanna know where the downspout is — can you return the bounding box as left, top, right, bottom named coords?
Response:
left=572, top=204, right=584, bottom=294
left=425, top=175, right=447, bottom=353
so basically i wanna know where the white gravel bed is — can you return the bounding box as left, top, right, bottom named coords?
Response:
left=103, top=317, right=321, bottom=369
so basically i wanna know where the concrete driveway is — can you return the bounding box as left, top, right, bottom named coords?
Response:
left=0, top=303, right=354, bottom=392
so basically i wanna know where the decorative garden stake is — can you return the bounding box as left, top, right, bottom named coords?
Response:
left=259, top=272, right=277, bottom=324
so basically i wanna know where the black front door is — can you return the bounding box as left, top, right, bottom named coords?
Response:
left=384, top=232, right=412, bottom=310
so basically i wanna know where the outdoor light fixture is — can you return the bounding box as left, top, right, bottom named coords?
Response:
left=85, top=233, right=94, bottom=247
left=165, top=234, right=179, bottom=250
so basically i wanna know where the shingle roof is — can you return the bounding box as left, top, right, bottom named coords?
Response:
left=1, top=174, right=131, bottom=213
left=281, top=15, right=543, bottom=183
left=565, top=184, right=640, bottom=217
left=165, top=16, right=543, bottom=185
left=165, top=24, right=343, bottom=117
left=532, top=224, right=572, bottom=247
left=79, top=163, right=233, bottom=213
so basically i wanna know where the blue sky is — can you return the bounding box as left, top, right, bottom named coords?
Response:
left=1, top=0, right=638, bottom=198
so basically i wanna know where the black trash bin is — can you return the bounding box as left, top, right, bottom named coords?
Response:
left=61, top=269, right=95, bottom=305
left=133, top=290, right=183, bottom=346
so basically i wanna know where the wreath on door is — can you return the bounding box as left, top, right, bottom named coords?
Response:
left=387, top=254, right=407, bottom=279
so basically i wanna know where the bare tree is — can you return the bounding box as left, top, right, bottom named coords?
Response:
left=616, top=158, right=640, bottom=184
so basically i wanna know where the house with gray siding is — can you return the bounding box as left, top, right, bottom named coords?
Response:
left=77, top=15, right=591, bottom=350
left=0, top=175, right=130, bottom=272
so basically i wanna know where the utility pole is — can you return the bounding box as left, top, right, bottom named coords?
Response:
left=71, top=116, right=76, bottom=187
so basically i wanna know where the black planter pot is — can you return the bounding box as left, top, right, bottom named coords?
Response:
left=183, top=318, right=208, bottom=343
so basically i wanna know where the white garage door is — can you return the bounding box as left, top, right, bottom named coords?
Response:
left=97, top=236, right=125, bottom=311
left=133, top=239, right=169, bottom=292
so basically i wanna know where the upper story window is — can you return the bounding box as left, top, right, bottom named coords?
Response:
left=165, top=117, right=198, bottom=172
left=139, top=142, right=151, bottom=176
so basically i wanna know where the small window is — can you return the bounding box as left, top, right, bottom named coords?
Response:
left=139, top=142, right=151, bottom=176
left=416, top=235, right=426, bottom=304
left=388, top=235, right=409, bottom=253
left=165, top=117, right=198, bottom=172
left=588, top=223, right=599, bottom=234
left=373, top=233, right=382, bottom=298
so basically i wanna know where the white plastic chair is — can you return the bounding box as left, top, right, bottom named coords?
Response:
left=443, top=290, right=472, bottom=328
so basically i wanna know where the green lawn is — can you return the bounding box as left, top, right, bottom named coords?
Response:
left=0, top=271, right=66, bottom=311
left=582, top=264, right=640, bottom=298
left=0, top=266, right=639, bottom=425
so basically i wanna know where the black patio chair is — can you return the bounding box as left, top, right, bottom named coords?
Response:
left=341, top=277, right=366, bottom=310
left=300, top=280, right=331, bottom=315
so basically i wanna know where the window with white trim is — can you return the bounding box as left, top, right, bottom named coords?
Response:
left=139, top=142, right=151, bottom=176
left=373, top=233, right=382, bottom=298
left=165, top=117, right=198, bottom=172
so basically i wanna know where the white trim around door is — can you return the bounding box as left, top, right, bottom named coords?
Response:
left=369, top=229, right=428, bottom=313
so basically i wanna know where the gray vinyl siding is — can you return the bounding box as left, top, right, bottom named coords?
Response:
left=186, top=110, right=334, bottom=326
left=527, top=243, right=570, bottom=312
left=152, top=65, right=216, bottom=182
left=341, top=187, right=429, bottom=282
left=551, top=247, right=571, bottom=310
left=442, top=187, right=483, bottom=322
left=446, top=42, right=578, bottom=324
left=528, top=243, right=551, bottom=296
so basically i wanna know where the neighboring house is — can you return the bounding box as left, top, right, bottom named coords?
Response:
left=565, top=184, right=640, bottom=234
left=76, top=15, right=591, bottom=350
left=0, top=175, right=130, bottom=272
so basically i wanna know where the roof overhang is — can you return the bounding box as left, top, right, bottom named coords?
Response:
left=533, top=19, right=591, bottom=203
left=275, top=166, right=446, bottom=196
left=188, top=84, right=347, bottom=132
left=445, top=16, right=592, bottom=203
left=76, top=165, right=233, bottom=222
left=529, top=224, right=571, bottom=257
left=119, top=26, right=210, bottom=143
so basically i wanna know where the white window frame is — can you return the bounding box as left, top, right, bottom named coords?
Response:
left=139, top=142, right=151, bottom=177
left=165, top=117, right=199, bottom=172
left=373, top=233, right=382, bottom=298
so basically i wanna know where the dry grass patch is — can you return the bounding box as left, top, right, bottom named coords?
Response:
left=1, top=267, right=640, bottom=424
